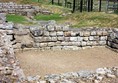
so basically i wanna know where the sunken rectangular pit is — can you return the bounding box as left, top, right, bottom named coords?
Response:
left=15, top=47, right=118, bottom=77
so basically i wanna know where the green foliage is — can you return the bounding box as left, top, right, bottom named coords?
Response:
left=6, top=14, right=27, bottom=23
left=34, top=14, right=63, bottom=21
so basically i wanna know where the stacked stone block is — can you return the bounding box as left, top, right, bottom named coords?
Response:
left=0, top=30, right=25, bottom=82
left=0, top=2, right=51, bottom=17
left=30, top=24, right=109, bottom=50
left=108, top=29, right=118, bottom=50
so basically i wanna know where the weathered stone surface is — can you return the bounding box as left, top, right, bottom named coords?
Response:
left=51, top=46, right=62, bottom=50
left=39, top=43, right=48, bottom=47
left=61, top=42, right=72, bottom=46
left=97, top=31, right=103, bottom=36
left=89, top=36, right=99, bottom=41
left=63, top=25, right=69, bottom=31
left=64, top=32, right=71, bottom=37
left=91, top=31, right=96, bottom=36
left=64, top=37, right=70, bottom=42
left=83, top=37, right=89, bottom=41
left=43, top=31, right=49, bottom=36
left=99, top=41, right=106, bottom=45
left=100, top=36, right=107, bottom=41
left=56, top=31, right=64, bottom=36
left=49, top=32, right=56, bottom=37
left=51, top=37, right=57, bottom=41
left=48, top=42, right=56, bottom=46
left=70, top=37, right=78, bottom=42
left=62, top=46, right=80, bottom=50
left=55, top=25, right=62, bottom=31
left=81, top=41, right=87, bottom=46
left=78, top=37, right=83, bottom=41
left=96, top=68, right=106, bottom=75
left=57, top=37, right=65, bottom=41
left=47, top=25, right=55, bottom=31
left=111, top=42, right=118, bottom=49
left=83, top=31, right=91, bottom=37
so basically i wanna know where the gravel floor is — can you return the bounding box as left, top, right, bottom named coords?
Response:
left=15, top=47, right=118, bottom=76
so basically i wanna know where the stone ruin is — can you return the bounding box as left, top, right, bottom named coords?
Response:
left=0, top=2, right=52, bottom=17
left=0, top=19, right=117, bottom=82
left=0, top=9, right=118, bottom=83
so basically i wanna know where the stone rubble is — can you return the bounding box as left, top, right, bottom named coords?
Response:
left=0, top=2, right=52, bottom=17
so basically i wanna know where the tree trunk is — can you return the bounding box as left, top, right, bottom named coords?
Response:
left=72, top=0, right=76, bottom=13
left=52, top=0, right=54, bottom=4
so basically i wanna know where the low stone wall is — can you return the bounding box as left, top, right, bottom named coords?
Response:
left=107, top=29, right=118, bottom=51
left=0, top=21, right=117, bottom=82
left=9, top=21, right=118, bottom=51
left=0, top=2, right=51, bottom=17
left=30, top=25, right=109, bottom=50
left=0, top=30, right=25, bottom=82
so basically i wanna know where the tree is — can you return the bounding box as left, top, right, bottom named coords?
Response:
left=52, top=0, right=54, bottom=4
left=72, top=0, right=76, bottom=13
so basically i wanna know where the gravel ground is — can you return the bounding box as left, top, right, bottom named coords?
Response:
left=15, top=47, right=118, bottom=76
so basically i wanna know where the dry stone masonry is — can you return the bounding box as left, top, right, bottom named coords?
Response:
left=0, top=30, right=25, bottom=82
left=107, top=29, right=118, bottom=51
left=0, top=2, right=52, bottom=17
left=0, top=14, right=118, bottom=82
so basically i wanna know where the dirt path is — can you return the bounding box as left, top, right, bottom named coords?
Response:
left=15, top=47, right=118, bottom=76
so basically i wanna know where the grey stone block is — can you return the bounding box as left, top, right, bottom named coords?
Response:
left=55, top=25, right=63, bottom=31
left=49, top=32, right=57, bottom=37
left=113, top=39, right=118, bottom=44
left=39, top=43, right=48, bottom=47
left=91, top=41, right=97, bottom=46
left=42, top=37, right=52, bottom=42
left=97, top=31, right=103, bottom=36
left=102, top=31, right=108, bottom=36
left=77, top=37, right=83, bottom=41
left=56, top=31, right=64, bottom=36
left=71, top=31, right=77, bottom=37
left=89, top=36, right=99, bottom=41
left=57, top=37, right=65, bottom=41
left=61, top=42, right=72, bottom=46
left=71, top=42, right=81, bottom=46
left=34, top=37, right=42, bottom=43
left=51, top=46, right=62, bottom=50
left=64, top=37, right=70, bottom=42
left=81, top=41, right=87, bottom=47
left=33, top=43, right=40, bottom=48
left=100, top=36, right=107, bottom=41
left=43, top=31, right=49, bottom=36
left=46, top=25, right=55, bottom=31
left=62, top=46, right=80, bottom=50
left=70, top=37, right=78, bottom=42
left=86, top=41, right=92, bottom=46
left=48, top=42, right=56, bottom=46
left=55, top=41, right=61, bottom=46
left=99, top=41, right=106, bottom=45
left=91, top=31, right=96, bottom=36
left=83, top=37, right=89, bottom=41
left=51, top=37, right=57, bottom=41
left=63, top=25, right=69, bottom=31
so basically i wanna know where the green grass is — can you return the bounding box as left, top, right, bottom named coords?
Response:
left=6, top=14, right=27, bottom=23
left=64, top=12, right=118, bottom=28
left=34, top=14, right=63, bottom=21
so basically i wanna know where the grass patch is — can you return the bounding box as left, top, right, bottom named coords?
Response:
left=64, top=12, right=118, bottom=28
left=6, top=14, right=27, bottom=23
left=34, top=14, right=63, bottom=21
